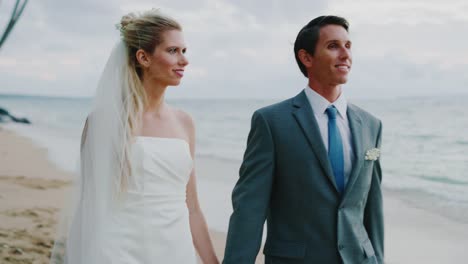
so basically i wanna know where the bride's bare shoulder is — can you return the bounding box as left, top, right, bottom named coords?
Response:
left=172, top=108, right=194, bottom=130
left=169, top=107, right=195, bottom=143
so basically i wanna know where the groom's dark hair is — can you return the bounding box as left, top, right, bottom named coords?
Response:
left=294, top=15, right=349, bottom=77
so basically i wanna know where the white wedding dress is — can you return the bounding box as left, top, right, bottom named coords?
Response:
left=102, top=136, right=197, bottom=263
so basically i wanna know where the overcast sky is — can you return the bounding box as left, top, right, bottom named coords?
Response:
left=0, top=0, right=467, bottom=99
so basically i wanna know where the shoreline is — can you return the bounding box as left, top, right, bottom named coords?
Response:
left=0, top=128, right=72, bottom=263
left=1, top=127, right=467, bottom=263
left=5, top=121, right=468, bottom=226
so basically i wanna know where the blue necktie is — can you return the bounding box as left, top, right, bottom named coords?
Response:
left=326, top=106, right=345, bottom=194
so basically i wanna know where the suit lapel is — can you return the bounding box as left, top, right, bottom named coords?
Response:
left=342, top=104, right=365, bottom=199
left=291, top=91, right=339, bottom=193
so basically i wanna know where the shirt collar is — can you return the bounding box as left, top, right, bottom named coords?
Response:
left=304, top=85, right=348, bottom=119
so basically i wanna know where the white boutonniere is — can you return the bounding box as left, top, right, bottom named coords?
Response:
left=365, top=148, right=380, bottom=161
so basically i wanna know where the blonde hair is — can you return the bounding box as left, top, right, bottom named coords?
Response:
left=117, top=9, right=181, bottom=191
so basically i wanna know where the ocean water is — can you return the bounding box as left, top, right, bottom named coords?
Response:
left=1, top=93, right=467, bottom=227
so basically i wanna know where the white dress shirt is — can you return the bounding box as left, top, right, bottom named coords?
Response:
left=304, top=86, right=355, bottom=186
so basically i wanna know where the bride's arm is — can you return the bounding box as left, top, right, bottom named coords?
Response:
left=181, top=111, right=219, bottom=264
left=187, top=170, right=219, bottom=264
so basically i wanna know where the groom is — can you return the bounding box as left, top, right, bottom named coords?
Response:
left=223, top=16, right=384, bottom=264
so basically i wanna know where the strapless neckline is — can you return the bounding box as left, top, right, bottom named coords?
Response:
left=135, top=136, right=190, bottom=146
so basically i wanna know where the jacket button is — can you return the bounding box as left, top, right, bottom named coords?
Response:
left=338, top=244, right=345, bottom=250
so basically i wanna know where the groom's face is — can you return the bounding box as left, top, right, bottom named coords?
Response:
left=309, top=24, right=352, bottom=86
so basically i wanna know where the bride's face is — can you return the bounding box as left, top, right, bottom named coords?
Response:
left=146, top=30, right=188, bottom=87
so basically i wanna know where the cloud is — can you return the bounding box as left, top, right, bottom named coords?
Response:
left=347, top=54, right=468, bottom=99
left=0, top=0, right=466, bottom=98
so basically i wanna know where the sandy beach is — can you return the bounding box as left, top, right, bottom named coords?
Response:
left=0, top=128, right=71, bottom=263
left=1, top=127, right=467, bottom=263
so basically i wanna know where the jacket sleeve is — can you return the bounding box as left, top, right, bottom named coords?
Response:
left=364, top=121, right=384, bottom=263
left=223, top=110, right=275, bottom=264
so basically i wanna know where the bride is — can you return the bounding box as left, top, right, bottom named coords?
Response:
left=51, top=9, right=218, bottom=264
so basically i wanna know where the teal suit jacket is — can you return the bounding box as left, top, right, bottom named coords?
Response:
left=224, top=91, right=384, bottom=264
